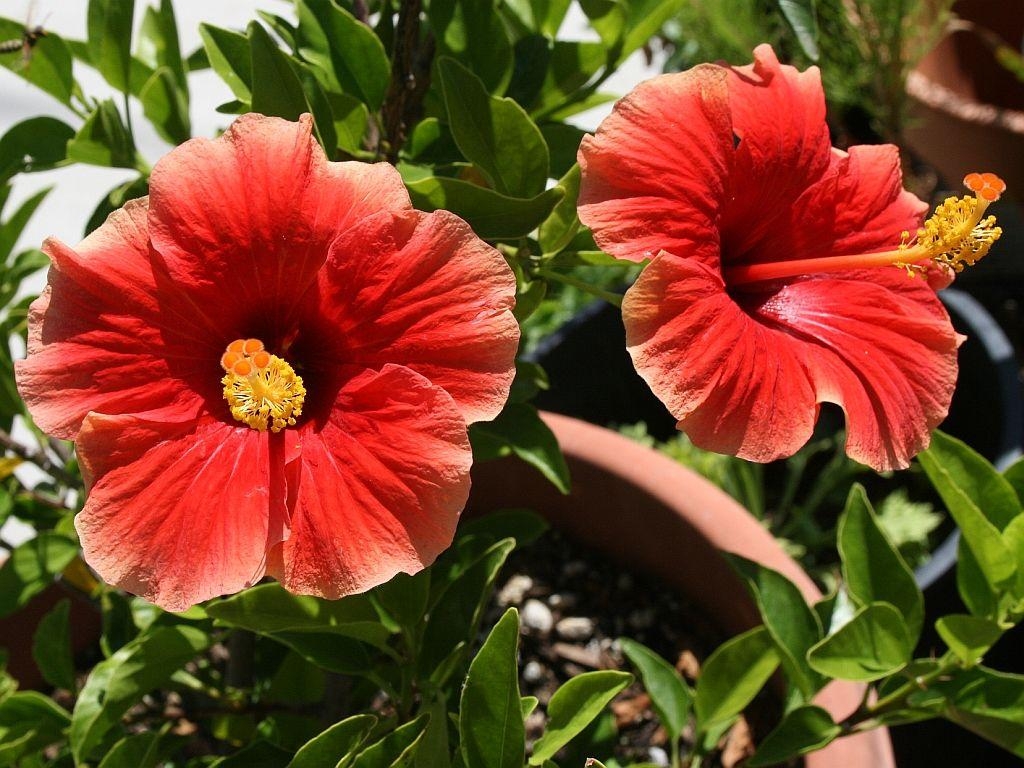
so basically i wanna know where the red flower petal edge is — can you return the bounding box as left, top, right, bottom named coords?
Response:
left=580, top=45, right=962, bottom=471
left=16, top=114, right=518, bottom=609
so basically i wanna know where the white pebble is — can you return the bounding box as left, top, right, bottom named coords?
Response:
left=647, top=746, right=670, bottom=766
left=555, top=616, right=595, bottom=641
left=523, top=660, right=545, bottom=683
left=496, top=574, right=534, bottom=606
left=521, top=599, right=554, bottom=633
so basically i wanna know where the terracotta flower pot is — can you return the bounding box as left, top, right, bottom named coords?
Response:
left=904, top=4, right=1024, bottom=197
left=469, top=411, right=895, bottom=768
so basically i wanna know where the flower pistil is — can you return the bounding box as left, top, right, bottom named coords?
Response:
left=221, top=338, right=305, bottom=432
left=725, top=173, right=1005, bottom=286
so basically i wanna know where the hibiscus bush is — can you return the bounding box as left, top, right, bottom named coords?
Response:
left=1, top=0, right=1023, bottom=766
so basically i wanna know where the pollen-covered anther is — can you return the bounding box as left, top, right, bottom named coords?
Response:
left=898, top=173, right=1005, bottom=273
left=219, top=338, right=305, bottom=432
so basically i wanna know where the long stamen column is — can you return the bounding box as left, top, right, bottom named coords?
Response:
left=725, top=173, right=1006, bottom=286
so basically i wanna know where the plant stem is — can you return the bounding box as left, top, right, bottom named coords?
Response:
left=381, top=0, right=431, bottom=162
left=536, top=268, right=623, bottom=307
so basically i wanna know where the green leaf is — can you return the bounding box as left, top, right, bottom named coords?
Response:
left=419, top=538, right=516, bottom=679
left=269, top=632, right=374, bottom=676
left=0, top=117, right=73, bottom=182
left=199, top=23, right=252, bottom=102
left=538, top=164, right=580, bottom=255
left=71, top=625, right=210, bottom=763
left=0, top=691, right=70, bottom=765
left=437, top=57, right=549, bottom=197
left=920, top=431, right=1022, bottom=530
left=929, top=666, right=1024, bottom=756
left=539, top=123, right=586, bottom=179
left=66, top=100, right=136, bottom=168
left=329, top=92, right=369, bottom=154
left=457, top=508, right=549, bottom=548
left=430, top=0, right=513, bottom=94
left=776, top=0, right=819, bottom=61
left=296, top=0, right=390, bottom=110
left=207, top=583, right=391, bottom=648
left=957, top=541, right=1001, bottom=618
left=747, top=705, right=839, bottom=766
left=211, top=740, right=292, bottom=767
left=1004, top=457, right=1024, bottom=504
left=31, top=598, right=75, bottom=690
left=839, top=485, right=924, bottom=645
left=87, top=0, right=136, bottom=92
left=935, top=614, right=1004, bottom=666
left=728, top=555, right=823, bottom=699
left=139, top=66, right=191, bottom=144
left=289, top=714, right=377, bottom=768
left=694, top=626, right=780, bottom=729
left=619, top=638, right=691, bottom=741
left=249, top=22, right=309, bottom=121
left=97, top=730, right=186, bottom=768
left=459, top=608, right=524, bottom=768
left=0, top=19, right=76, bottom=106
left=0, top=185, right=51, bottom=263
left=577, top=0, right=626, bottom=50
left=470, top=403, right=570, bottom=494
left=0, top=533, right=78, bottom=618
left=503, top=0, right=572, bottom=37
left=414, top=699, right=451, bottom=768
left=806, top=603, right=911, bottom=682
left=374, top=571, right=431, bottom=633
left=618, top=0, right=684, bottom=64
left=85, top=176, right=149, bottom=236
left=529, top=671, right=631, bottom=764
left=351, top=715, right=428, bottom=768
left=137, top=0, right=187, bottom=93
left=406, top=176, right=563, bottom=240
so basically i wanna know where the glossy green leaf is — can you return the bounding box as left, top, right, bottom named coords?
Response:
left=430, top=0, right=513, bottom=94
left=374, top=571, right=431, bottom=633
left=728, top=555, right=823, bottom=699
left=460, top=608, right=524, bottom=768
left=776, top=0, right=819, bottom=61
left=503, top=0, right=572, bottom=36
left=920, top=431, right=1021, bottom=530
left=289, top=714, right=377, bottom=768
left=957, top=540, right=1000, bottom=618
left=839, top=485, right=924, bottom=645
left=31, top=598, right=75, bottom=690
left=694, top=626, right=780, bottom=729
left=0, top=18, right=76, bottom=106
left=199, top=23, right=252, bottom=102
left=66, top=99, right=136, bottom=168
left=139, top=66, right=191, bottom=144
left=747, top=705, right=839, bottom=766
left=618, top=0, right=684, bottom=63
left=530, top=671, right=632, bottom=764
left=270, top=632, right=374, bottom=675
left=1004, top=457, right=1024, bottom=504
left=0, top=532, right=78, bottom=618
left=470, top=403, right=570, bottom=494
left=329, top=92, right=369, bottom=154
left=521, top=696, right=539, bottom=718
left=0, top=691, right=70, bottom=765
left=438, top=57, right=548, bottom=197
left=71, top=625, right=209, bottom=763
left=619, top=638, right=690, bottom=741
left=933, top=666, right=1024, bottom=757
left=0, top=117, right=73, bottom=181
left=414, top=699, right=451, bottom=768
left=0, top=185, right=51, bottom=262
left=457, top=508, right=549, bottom=548
left=538, top=164, right=580, bottom=255
left=258, top=11, right=297, bottom=51
left=539, top=123, right=586, bottom=179
left=406, top=176, right=563, bottom=240
left=97, top=730, right=186, bottom=768
left=936, top=614, right=1004, bottom=666
left=577, top=0, right=626, bottom=50
left=296, top=0, right=390, bottom=110
left=137, top=0, right=187, bottom=92
left=207, top=583, right=390, bottom=647
left=419, top=538, right=516, bottom=679
left=87, top=0, right=135, bottom=92
left=249, top=22, right=309, bottom=120
left=807, top=603, right=911, bottom=681
left=351, top=715, right=428, bottom=768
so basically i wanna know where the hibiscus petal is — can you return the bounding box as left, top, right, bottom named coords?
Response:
left=15, top=199, right=212, bottom=440
left=306, top=209, right=518, bottom=424
left=577, top=65, right=733, bottom=264
left=266, top=365, right=472, bottom=599
left=75, top=415, right=285, bottom=611
left=624, top=251, right=819, bottom=463
left=625, top=251, right=960, bottom=470
left=721, top=44, right=834, bottom=263
left=148, top=114, right=412, bottom=335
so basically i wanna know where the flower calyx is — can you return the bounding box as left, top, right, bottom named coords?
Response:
left=220, top=338, right=305, bottom=432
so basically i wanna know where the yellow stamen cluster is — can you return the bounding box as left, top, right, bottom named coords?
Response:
left=897, top=172, right=1005, bottom=274
left=220, top=338, right=305, bottom=432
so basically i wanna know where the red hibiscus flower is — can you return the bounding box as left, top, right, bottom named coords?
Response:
left=16, top=113, right=519, bottom=611
left=578, top=45, right=1003, bottom=471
